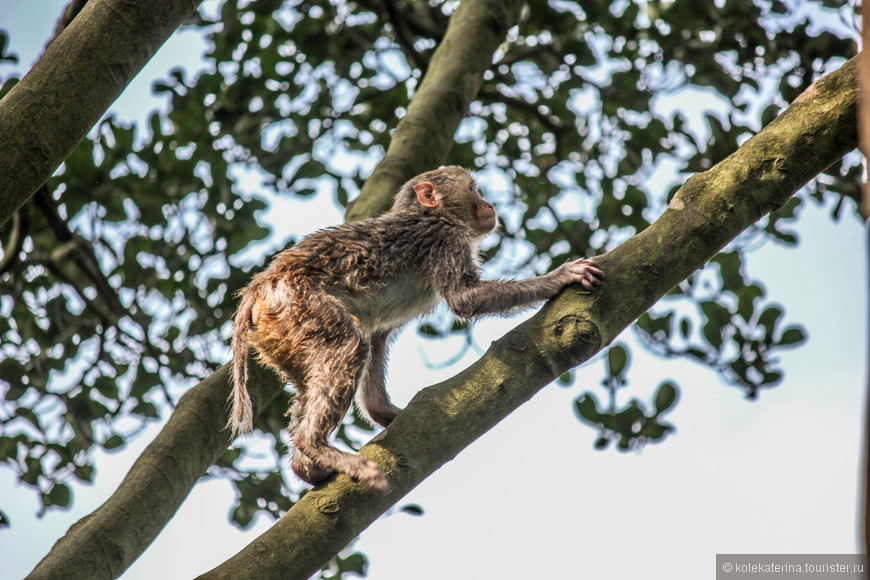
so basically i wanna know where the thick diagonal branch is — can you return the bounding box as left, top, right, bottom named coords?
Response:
left=0, top=0, right=202, bottom=227
left=199, top=57, right=859, bottom=580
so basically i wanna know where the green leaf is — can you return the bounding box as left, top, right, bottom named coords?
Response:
left=104, top=435, right=124, bottom=450
left=47, top=483, right=71, bottom=508
left=574, top=394, right=602, bottom=424
left=700, top=301, right=731, bottom=349
left=654, top=382, right=679, bottom=415
left=93, top=376, right=119, bottom=399
left=74, top=464, right=95, bottom=482
left=232, top=502, right=257, bottom=528
left=757, top=305, right=784, bottom=342
left=0, top=358, right=26, bottom=386
left=417, top=323, right=439, bottom=337
left=679, top=318, right=691, bottom=338
left=638, top=312, right=672, bottom=338
left=22, top=457, right=41, bottom=484
left=133, top=401, right=159, bottom=418
left=607, top=344, right=629, bottom=377
left=399, top=504, right=424, bottom=516
left=762, top=370, right=783, bottom=386
left=337, top=553, right=367, bottom=575
left=0, top=31, right=18, bottom=64
left=735, top=284, right=763, bottom=321
left=614, top=401, right=644, bottom=432
left=778, top=326, right=806, bottom=347
left=0, top=436, right=19, bottom=460
left=4, top=383, right=28, bottom=401
left=639, top=422, right=672, bottom=441
left=16, top=407, right=41, bottom=430
left=713, top=251, right=743, bottom=291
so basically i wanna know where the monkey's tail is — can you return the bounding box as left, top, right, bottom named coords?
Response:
left=228, top=290, right=256, bottom=437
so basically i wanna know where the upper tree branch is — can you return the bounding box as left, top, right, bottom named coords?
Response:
left=198, top=58, right=859, bottom=580
left=344, top=0, right=528, bottom=222
left=0, top=0, right=202, bottom=228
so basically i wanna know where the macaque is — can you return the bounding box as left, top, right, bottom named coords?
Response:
left=229, top=166, right=604, bottom=494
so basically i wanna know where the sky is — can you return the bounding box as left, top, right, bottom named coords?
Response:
left=0, top=2, right=867, bottom=579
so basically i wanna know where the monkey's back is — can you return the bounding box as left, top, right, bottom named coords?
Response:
left=300, top=213, right=455, bottom=331
left=243, top=212, right=467, bottom=352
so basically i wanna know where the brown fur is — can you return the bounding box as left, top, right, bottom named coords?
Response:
left=229, top=166, right=603, bottom=494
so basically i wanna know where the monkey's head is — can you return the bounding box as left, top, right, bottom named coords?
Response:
left=393, top=166, right=498, bottom=237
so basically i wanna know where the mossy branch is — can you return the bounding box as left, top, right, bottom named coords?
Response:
left=198, top=56, right=859, bottom=580
left=25, top=363, right=283, bottom=580
left=0, top=0, right=201, bottom=228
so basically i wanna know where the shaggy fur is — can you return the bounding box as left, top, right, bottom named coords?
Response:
left=229, top=166, right=603, bottom=494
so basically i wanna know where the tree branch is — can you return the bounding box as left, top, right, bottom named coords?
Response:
left=45, top=0, right=90, bottom=53
left=25, top=362, right=284, bottom=580
left=198, top=56, right=859, bottom=580
left=0, top=0, right=202, bottom=228
left=344, top=0, right=527, bottom=222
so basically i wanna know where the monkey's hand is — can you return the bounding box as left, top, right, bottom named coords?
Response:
left=550, top=258, right=605, bottom=291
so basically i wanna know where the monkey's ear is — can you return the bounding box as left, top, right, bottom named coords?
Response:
left=414, top=182, right=440, bottom=208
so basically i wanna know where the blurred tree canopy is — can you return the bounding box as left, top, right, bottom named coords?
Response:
left=0, top=0, right=860, bottom=575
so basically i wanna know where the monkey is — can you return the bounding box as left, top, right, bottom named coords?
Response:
left=228, top=166, right=604, bottom=494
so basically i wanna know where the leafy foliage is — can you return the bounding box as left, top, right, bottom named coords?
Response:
left=0, top=0, right=859, bottom=562
left=635, top=250, right=808, bottom=398
left=575, top=343, right=679, bottom=451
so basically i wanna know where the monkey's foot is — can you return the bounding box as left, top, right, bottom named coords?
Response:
left=292, top=453, right=333, bottom=485
left=357, top=461, right=391, bottom=495
left=293, top=451, right=391, bottom=495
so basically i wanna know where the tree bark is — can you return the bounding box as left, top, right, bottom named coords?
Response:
left=26, top=362, right=283, bottom=580
left=198, top=57, right=859, bottom=580
left=0, top=0, right=201, bottom=228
